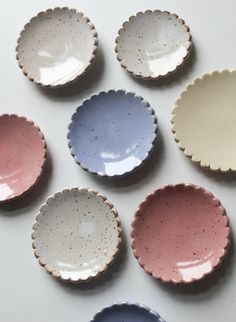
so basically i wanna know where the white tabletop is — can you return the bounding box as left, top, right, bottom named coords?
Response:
left=1, top=0, right=236, bottom=321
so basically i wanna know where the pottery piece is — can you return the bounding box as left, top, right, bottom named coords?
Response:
left=32, top=188, right=122, bottom=282
left=131, top=183, right=230, bottom=283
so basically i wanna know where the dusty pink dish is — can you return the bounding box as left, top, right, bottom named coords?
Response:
left=0, top=115, right=46, bottom=202
left=131, top=183, right=230, bottom=284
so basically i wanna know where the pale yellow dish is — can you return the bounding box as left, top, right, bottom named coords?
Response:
left=172, top=70, right=236, bottom=171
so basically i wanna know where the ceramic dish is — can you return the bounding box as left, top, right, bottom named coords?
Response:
left=0, top=114, right=46, bottom=203
left=172, top=70, right=236, bottom=171
left=131, top=183, right=230, bottom=284
left=32, top=188, right=122, bottom=282
left=16, top=7, right=98, bottom=88
left=91, top=303, right=165, bottom=322
left=115, top=10, right=191, bottom=79
left=68, top=90, right=158, bottom=177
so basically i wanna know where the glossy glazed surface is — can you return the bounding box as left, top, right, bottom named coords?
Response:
left=116, top=10, right=191, bottom=79
left=68, top=90, right=157, bottom=177
left=91, top=303, right=165, bottom=322
left=32, top=188, right=121, bottom=282
left=172, top=70, right=236, bottom=171
left=131, top=184, right=230, bottom=283
left=0, top=115, right=46, bottom=202
left=16, top=8, right=98, bottom=88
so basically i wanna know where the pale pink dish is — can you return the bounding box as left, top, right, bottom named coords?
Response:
left=131, top=183, right=230, bottom=284
left=0, top=115, right=46, bottom=202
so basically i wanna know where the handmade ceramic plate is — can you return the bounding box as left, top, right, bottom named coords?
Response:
left=131, top=183, right=230, bottom=284
left=0, top=114, right=46, bottom=203
left=115, top=10, right=191, bottom=79
left=32, top=188, right=122, bottom=282
left=91, top=303, right=165, bottom=322
left=16, top=7, right=98, bottom=88
left=68, top=90, right=158, bottom=177
left=172, top=70, right=236, bottom=171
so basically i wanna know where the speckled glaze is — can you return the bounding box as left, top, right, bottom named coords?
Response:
left=91, top=303, right=165, bottom=322
left=115, top=10, right=191, bottom=79
left=172, top=70, right=236, bottom=172
left=16, top=7, right=98, bottom=88
left=131, top=184, right=230, bottom=284
left=68, top=90, right=157, bottom=177
left=32, top=188, right=122, bottom=282
left=0, top=115, right=46, bottom=202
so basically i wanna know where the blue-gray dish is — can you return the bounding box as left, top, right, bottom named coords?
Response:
left=90, top=303, right=165, bottom=322
left=68, top=90, right=158, bottom=177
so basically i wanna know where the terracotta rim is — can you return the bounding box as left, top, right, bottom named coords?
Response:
left=115, top=10, right=192, bottom=80
left=0, top=114, right=47, bottom=204
left=131, top=183, right=231, bottom=284
left=16, top=7, right=98, bottom=89
left=67, top=89, right=158, bottom=178
left=171, top=70, right=236, bottom=172
left=32, top=188, right=122, bottom=283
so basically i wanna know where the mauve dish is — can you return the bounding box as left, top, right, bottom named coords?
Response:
left=131, top=183, right=230, bottom=284
left=16, top=7, right=98, bottom=88
left=0, top=114, right=46, bottom=203
left=115, top=10, right=192, bottom=79
left=32, top=188, right=122, bottom=282
left=172, top=70, right=236, bottom=171
left=91, top=303, right=165, bottom=322
left=68, top=90, right=158, bottom=177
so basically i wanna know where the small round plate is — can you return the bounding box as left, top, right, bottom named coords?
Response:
left=131, top=183, right=230, bottom=284
left=91, top=303, right=165, bottom=322
left=32, top=188, right=122, bottom=282
left=0, top=115, right=46, bottom=202
left=68, top=90, right=158, bottom=177
left=115, top=10, right=191, bottom=79
left=172, top=70, right=236, bottom=171
left=16, top=7, right=98, bottom=88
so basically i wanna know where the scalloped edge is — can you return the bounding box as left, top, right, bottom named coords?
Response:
left=90, top=302, right=166, bottom=322
left=131, top=183, right=231, bottom=284
left=0, top=114, right=47, bottom=203
left=171, top=70, right=236, bottom=172
left=16, top=7, right=98, bottom=89
left=67, top=89, right=158, bottom=177
left=115, top=10, right=192, bottom=80
left=32, top=187, right=122, bottom=283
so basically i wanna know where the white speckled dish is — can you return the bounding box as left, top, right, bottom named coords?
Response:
left=115, top=10, right=192, bottom=79
left=172, top=70, right=236, bottom=172
left=16, top=7, right=98, bottom=88
left=32, top=188, right=122, bottom=282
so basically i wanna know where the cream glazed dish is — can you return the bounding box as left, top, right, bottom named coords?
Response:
left=32, top=188, right=122, bottom=282
left=172, top=70, right=236, bottom=171
left=16, top=7, right=98, bottom=88
left=115, top=10, right=192, bottom=79
left=131, top=184, right=230, bottom=284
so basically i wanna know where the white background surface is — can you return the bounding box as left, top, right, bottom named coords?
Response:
left=0, top=1, right=236, bottom=321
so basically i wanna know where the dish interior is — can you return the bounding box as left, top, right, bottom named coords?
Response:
left=116, top=11, right=190, bottom=78
left=17, top=8, right=96, bottom=86
left=0, top=115, right=45, bottom=201
left=68, top=91, right=156, bottom=176
left=132, top=185, right=229, bottom=282
left=93, top=304, right=162, bottom=322
left=172, top=71, right=236, bottom=170
left=33, top=189, right=120, bottom=280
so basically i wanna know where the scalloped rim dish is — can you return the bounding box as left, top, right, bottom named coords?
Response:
left=115, top=10, right=192, bottom=80
left=67, top=90, right=158, bottom=177
left=91, top=303, right=166, bottom=322
left=0, top=114, right=46, bottom=203
left=16, top=7, right=98, bottom=88
left=32, top=188, right=122, bottom=283
left=131, top=183, right=230, bottom=284
left=171, top=70, right=236, bottom=172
